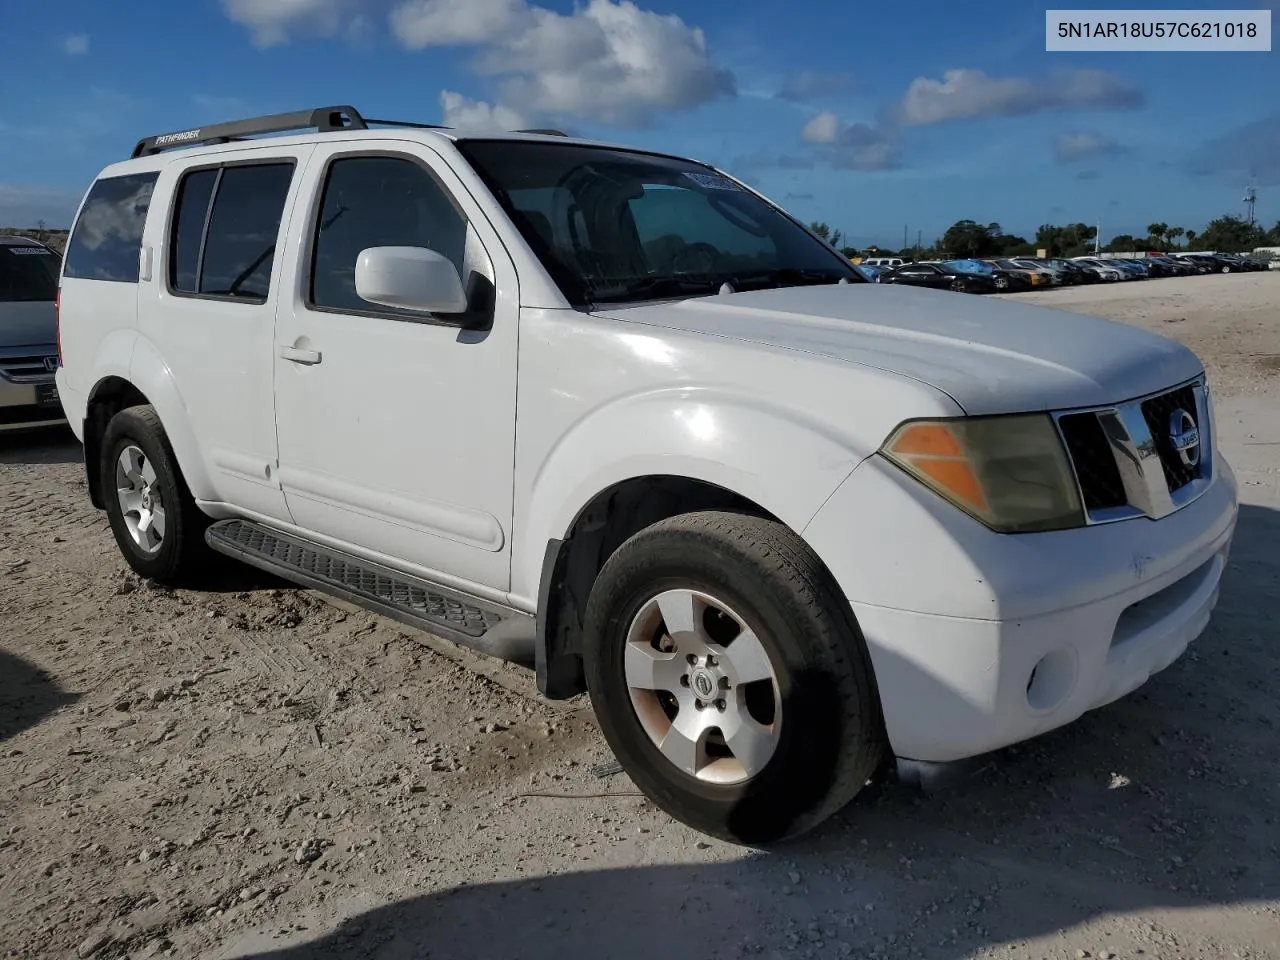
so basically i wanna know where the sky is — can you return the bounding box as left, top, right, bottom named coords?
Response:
left=0, top=0, right=1276, bottom=248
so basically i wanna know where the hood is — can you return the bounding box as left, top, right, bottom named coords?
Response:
left=594, top=283, right=1202, bottom=416
left=0, top=300, right=57, bottom=350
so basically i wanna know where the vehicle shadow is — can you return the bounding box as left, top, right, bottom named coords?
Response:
left=0, top=648, right=80, bottom=743
left=227, top=503, right=1279, bottom=959
left=0, top=426, right=80, bottom=465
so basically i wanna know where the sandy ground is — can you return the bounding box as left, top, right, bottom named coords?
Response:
left=1, top=272, right=1278, bottom=960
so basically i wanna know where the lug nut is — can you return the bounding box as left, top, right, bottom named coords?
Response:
left=686, top=654, right=698, bottom=666
left=694, top=700, right=705, bottom=711
left=679, top=675, right=690, bottom=687
left=707, top=655, right=719, bottom=667
left=715, top=699, right=726, bottom=712
left=719, top=677, right=731, bottom=690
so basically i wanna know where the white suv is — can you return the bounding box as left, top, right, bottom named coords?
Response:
left=55, top=106, right=1237, bottom=843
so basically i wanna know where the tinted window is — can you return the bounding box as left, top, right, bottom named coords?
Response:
left=169, top=168, right=218, bottom=294
left=0, top=245, right=60, bottom=301
left=198, top=163, right=294, bottom=300
left=64, top=173, right=158, bottom=282
left=310, top=155, right=467, bottom=314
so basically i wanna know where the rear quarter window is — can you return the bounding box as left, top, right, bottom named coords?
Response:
left=63, top=172, right=159, bottom=282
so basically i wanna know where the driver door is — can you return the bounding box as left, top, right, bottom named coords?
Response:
left=271, top=143, right=520, bottom=592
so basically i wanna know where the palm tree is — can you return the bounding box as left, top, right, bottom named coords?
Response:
left=1167, top=226, right=1185, bottom=250
left=1147, top=222, right=1169, bottom=248
left=1185, top=229, right=1198, bottom=250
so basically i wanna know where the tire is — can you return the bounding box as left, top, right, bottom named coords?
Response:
left=101, top=405, right=213, bottom=585
left=582, top=511, right=885, bottom=845
left=994, top=276, right=1009, bottom=291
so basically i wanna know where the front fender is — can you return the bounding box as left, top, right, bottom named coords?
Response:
left=512, top=387, right=870, bottom=604
left=126, top=336, right=216, bottom=501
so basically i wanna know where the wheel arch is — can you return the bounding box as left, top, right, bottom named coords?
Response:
left=84, top=339, right=214, bottom=510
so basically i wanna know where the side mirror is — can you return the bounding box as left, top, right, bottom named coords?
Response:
left=354, top=246, right=468, bottom=315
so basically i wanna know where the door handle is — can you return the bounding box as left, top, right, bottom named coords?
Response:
left=279, top=345, right=322, bottom=365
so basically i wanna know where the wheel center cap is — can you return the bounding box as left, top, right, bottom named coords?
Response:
left=141, top=489, right=152, bottom=510
left=690, top=668, right=717, bottom=700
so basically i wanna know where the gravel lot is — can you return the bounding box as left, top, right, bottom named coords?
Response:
left=2, top=272, right=1278, bottom=960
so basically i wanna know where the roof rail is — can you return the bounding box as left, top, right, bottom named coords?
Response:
left=514, top=128, right=569, bottom=137
left=131, top=105, right=372, bottom=158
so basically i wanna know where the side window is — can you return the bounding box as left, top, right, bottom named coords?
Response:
left=64, top=172, right=159, bottom=282
left=167, top=163, right=293, bottom=302
left=310, top=155, right=468, bottom=315
left=169, top=169, right=218, bottom=293
left=199, top=164, right=294, bottom=300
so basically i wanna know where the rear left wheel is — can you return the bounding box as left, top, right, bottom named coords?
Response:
left=582, top=511, right=886, bottom=845
left=101, top=405, right=213, bottom=585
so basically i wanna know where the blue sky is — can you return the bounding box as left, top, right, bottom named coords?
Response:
left=1, top=0, right=1276, bottom=247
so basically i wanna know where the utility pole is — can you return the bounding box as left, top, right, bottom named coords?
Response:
left=1095, top=221, right=1101, bottom=254
left=903, top=224, right=908, bottom=253
left=1243, top=183, right=1258, bottom=228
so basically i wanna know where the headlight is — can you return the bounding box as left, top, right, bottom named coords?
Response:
left=880, top=415, right=1084, bottom=533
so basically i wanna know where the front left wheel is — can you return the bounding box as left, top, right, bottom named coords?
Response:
left=582, top=511, right=886, bottom=845
left=101, top=405, right=213, bottom=585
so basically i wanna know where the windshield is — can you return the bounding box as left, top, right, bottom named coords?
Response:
left=0, top=244, right=60, bottom=302
left=455, top=140, right=862, bottom=306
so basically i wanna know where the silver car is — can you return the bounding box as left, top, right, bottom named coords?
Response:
left=0, top=236, right=65, bottom=432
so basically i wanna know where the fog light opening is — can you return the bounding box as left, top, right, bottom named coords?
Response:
left=1025, top=648, right=1076, bottom=713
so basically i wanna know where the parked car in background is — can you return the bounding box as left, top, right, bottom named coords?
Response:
left=879, top=260, right=997, bottom=293
left=0, top=235, right=66, bottom=433
left=1172, top=255, right=1214, bottom=274
left=1076, top=257, right=1144, bottom=280
left=1179, top=253, right=1242, bottom=274
left=982, top=259, right=1044, bottom=289
left=1010, top=258, right=1068, bottom=285
left=1147, top=255, right=1195, bottom=277
left=861, top=256, right=906, bottom=269
left=1042, top=258, right=1105, bottom=284
left=852, top=263, right=884, bottom=282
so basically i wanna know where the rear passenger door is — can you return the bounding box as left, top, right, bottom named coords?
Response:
left=138, top=146, right=313, bottom=521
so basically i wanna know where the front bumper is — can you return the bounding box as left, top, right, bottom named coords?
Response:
left=0, top=375, right=67, bottom=432
left=804, top=453, right=1238, bottom=763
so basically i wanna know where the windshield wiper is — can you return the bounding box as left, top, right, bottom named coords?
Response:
left=587, top=275, right=724, bottom=304
left=727, top=267, right=857, bottom=291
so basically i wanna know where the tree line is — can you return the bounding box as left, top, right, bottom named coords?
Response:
left=811, top=214, right=1276, bottom=260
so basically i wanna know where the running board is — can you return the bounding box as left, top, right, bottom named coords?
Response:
left=205, top=519, right=534, bottom=664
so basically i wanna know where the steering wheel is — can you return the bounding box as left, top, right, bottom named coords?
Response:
left=671, top=241, right=721, bottom=275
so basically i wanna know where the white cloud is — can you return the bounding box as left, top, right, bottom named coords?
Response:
left=220, top=0, right=357, bottom=46
left=219, top=0, right=733, bottom=127
left=63, top=34, right=89, bottom=56
left=1053, top=130, right=1122, bottom=164
left=438, top=91, right=528, bottom=131
left=799, top=112, right=898, bottom=171
left=889, top=68, right=1142, bottom=127
left=801, top=112, right=841, bottom=144
left=392, top=0, right=734, bottom=128
left=391, top=0, right=527, bottom=46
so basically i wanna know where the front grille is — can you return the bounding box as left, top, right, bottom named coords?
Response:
left=0, top=355, right=57, bottom=384
left=1140, top=385, right=1200, bottom=492
left=1058, top=412, right=1126, bottom=510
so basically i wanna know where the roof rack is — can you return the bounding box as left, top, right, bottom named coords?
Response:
left=514, top=128, right=569, bottom=137
left=130, top=105, right=450, bottom=158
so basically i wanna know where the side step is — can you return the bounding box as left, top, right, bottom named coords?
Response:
left=205, top=519, right=534, bottom=664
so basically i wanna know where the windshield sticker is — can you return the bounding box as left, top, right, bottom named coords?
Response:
left=684, top=172, right=742, bottom=192
left=8, top=247, right=54, bottom=256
